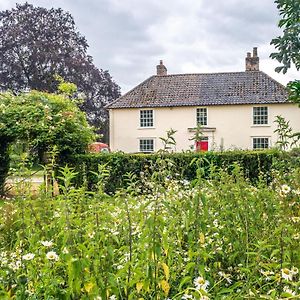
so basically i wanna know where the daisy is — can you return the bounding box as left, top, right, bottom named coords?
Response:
left=22, top=253, right=35, bottom=261
left=46, top=251, right=59, bottom=261
left=194, top=276, right=209, bottom=292
left=281, top=268, right=293, bottom=281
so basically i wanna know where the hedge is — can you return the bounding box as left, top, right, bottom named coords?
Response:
left=0, top=142, right=10, bottom=195
left=63, top=150, right=282, bottom=194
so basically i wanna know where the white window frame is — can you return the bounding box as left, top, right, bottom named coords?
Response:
left=196, top=107, right=207, bottom=126
left=252, top=137, right=270, bottom=149
left=139, top=138, right=155, bottom=153
left=140, top=109, right=154, bottom=128
left=253, top=106, right=268, bottom=125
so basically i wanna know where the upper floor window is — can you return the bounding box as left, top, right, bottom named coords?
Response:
left=253, top=106, right=268, bottom=125
left=197, top=108, right=207, bottom=126
left=140, top=110, right=153, bottom=127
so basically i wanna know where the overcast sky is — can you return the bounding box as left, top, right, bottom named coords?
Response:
left=0, top=0, right=299, bottom=93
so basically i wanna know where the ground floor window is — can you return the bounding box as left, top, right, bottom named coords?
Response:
left=253, top=137, right=269, bottom=149
left=139, top=139, right=154, bottom=153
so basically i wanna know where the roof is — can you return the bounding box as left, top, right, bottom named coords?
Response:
left=106, top=71, right=288, bottom=109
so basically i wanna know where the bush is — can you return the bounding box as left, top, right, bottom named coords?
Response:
left=64, top=150, right=280, bottom=194
left=0, top=141, right=10, bottom=195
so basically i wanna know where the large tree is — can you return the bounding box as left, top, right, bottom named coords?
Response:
left=0, top=3, right=120, bottom=140
left=270, top=0, right=300, bottom=105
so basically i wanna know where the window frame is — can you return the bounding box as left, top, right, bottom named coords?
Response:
left=140, top=109, right=154, bottom=128
left=252, top=137, right=269, bottom=149
left=196, top=107, right=208, bottom=126
left=139, top=138, right=154, bottom=153
left=253, top=106, right=268, bottom=126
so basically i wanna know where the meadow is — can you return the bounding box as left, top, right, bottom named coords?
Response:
left=0, top=159, right=300, bottom=299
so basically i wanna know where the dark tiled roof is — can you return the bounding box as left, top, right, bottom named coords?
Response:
left=106, top=71, right=288, bottom=109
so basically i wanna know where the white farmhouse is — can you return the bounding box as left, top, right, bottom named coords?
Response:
left=106, top=48, right=300, bottom=153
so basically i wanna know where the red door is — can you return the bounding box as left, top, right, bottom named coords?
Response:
left=196, top=140, right=208, bottom=152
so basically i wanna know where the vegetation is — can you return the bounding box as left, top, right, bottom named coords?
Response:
left=65, top=150, right=280, bottom=194
left=0, top=157, right=300, bottom=299
left=0, top=89, right=95, bottom=194
left=0, top=3, right=120, bottom=139
left=270, top=0, right=300, bottom=105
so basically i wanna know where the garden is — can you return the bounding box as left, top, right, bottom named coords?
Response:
left=0, top=149, right=300, bottom=299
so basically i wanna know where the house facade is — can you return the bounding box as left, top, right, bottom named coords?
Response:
left=107, top=48, right=300, bottom=153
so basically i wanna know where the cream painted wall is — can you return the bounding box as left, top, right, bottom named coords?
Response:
left=109, top=103, right=300, bottom=152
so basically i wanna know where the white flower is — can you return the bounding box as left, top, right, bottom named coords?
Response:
left=291, top=266, right=298, bottom=275
left=182, top=294, right=194, bottom=300
left=280, top=184, right=291, bottom=195
left=283, top=286, right=296, bottom=296
left=46, top=251, right=59, bottom=261
left=88, top=231, right=95, bottom=239
left=218, top=271, right=232, bottom=284
left=22, top=253, right=35, bottom=261
left=281, top=268, right=293, bottom=281
left=194, top=276, right=209, bottom=291
left=62, top=247, right=69, bottom=254
left=109, top=296, right=117, bottom=300
left=41, top=240, right=53, bottom=247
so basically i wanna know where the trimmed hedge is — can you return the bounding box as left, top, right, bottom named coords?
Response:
left=63, top=150, right=282, bottom=194
left=0, top=142, right=10, bottom=195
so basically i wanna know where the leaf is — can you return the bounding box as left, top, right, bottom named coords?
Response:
left=160, top=280, right=170, bottom=296
left=161, top=262, right=170, bottom=281
left=136, top=282, right=143, bottom=293
left=84, top=282, right=94, bottom=294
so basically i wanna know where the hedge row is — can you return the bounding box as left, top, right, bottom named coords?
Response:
left=63, top=150, right=282, bottom=194
left=0, top=142, right=10, bottom=195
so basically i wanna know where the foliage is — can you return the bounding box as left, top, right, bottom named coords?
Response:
left=288, top=80, right=300, bottom=106
left=274, top=115, right=300, bottom=150
left=159, top=128, right=177, bottom=152
left=270, top=0, right=300, bottom=106
left=0, top=3, right=120, bottom=138
left=0, top=160, right=300, bottom=298
left=64, top=150, right=280, bottom=194
left=270, top=0, right=300, bottom=74
left=0, top=142, right=10, bottom=195
left=0, top=90, right=95, bottom=162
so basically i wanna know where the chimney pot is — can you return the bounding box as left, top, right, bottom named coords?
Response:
left=245, top=47, right=259, bottom=71
left=156, top=60, right=167, bottom=76
left=253, top=47, right=258, bottom=57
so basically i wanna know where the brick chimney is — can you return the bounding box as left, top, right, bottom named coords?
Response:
left=156, top=60, right=167, bottom=76
left=245, top=47, right=259, bottom=71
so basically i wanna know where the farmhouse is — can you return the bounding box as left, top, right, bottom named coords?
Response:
left=107, top=48, right=300, bottom=152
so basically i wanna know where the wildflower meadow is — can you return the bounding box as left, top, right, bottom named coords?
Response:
left=0, top=157, right=300, bottom=299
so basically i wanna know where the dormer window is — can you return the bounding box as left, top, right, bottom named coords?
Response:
left=140, top=110, right=154, bottom=127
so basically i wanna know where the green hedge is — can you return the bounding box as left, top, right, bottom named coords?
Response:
left=0, top=142, right=10, bottom=195
left=63, top=150, right=281, bottom=194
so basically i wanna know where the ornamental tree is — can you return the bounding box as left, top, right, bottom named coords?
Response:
left=0, top=89, right=96, bottom=161
left=0, top=3, right=120, bottom=138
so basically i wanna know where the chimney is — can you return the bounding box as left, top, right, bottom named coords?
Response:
left=156, top=60, right=167, bottom=76
left=245, top=47, right=259, bottom=71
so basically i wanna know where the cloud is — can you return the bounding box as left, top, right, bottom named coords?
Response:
left=0, top=0, right=298, bottom=93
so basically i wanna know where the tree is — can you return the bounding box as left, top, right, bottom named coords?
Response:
left=270, top=0, right=300, bottom=105
left=0, top=89, right=96, bottom=161
left=0, top=3, right=120, bottom=140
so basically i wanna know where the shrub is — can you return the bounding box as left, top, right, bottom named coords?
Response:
left=64, top=150, right=280, bottom=194
left=0, top=141, right=10, bottom=195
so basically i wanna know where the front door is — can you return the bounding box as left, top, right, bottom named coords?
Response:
left=196, top=137, right=208, bottom=152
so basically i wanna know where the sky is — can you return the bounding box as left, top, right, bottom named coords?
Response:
left=0, top=0, right=299, bottom=94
